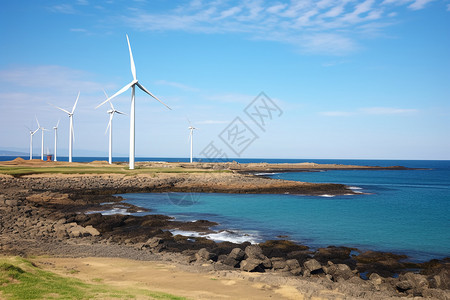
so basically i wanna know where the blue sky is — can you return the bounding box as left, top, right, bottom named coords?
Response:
left=0, top=0, right=449, bottom=160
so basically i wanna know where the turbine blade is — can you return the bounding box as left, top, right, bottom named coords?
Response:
left=33, top=128, right=39, bottom=135
left=71, top=91, right=80, bottom=114
left=103, top=89, right=109, bottom=99
left=49, top=102, right=71, bottom=115
left=35, top=116, right=40, bottom=128
left=95, top=82, right=133, bottom=109
left=126, top=34, right=137, bottom=81
left=136, top=82, right=171, bottom=110
left=56, top=119, right=60, bottom=128
left=115, top=110, right=127, bottom=115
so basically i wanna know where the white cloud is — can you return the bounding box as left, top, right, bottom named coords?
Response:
left=154, top=80, right=200, bottom=92
left=120, top=0, right=444, bottom=56
left=0, top=65, right=110, bottom=93
left=320, top=111, right=355, bottom=116
left=359, top=107, right=418, bottom=114
left=70, top=28, right=88, bottom=33
left=409, top=0, right=436, bottom=10
left=48, top=4, right=77, bottom=14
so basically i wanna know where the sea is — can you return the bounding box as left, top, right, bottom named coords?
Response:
left=3, top=156, right=449, bottom=262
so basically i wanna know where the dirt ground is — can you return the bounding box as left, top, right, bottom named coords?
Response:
left=34, top=257, right=323, bottom=300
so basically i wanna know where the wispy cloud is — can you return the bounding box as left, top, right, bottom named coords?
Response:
left=120, top=0, right=444, bottom=55
left=0, top=65, right=110, bottom=93
left=320, top=111, right=355, bottom=117
left=48, top=4, right=77, bottom=14
left=360, top=107, right=418, bottom=114
left=321, top=106, right=418, bottom=116
left=154, top=80, right=200, bottom=92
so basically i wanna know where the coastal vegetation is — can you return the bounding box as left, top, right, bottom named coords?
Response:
left=0, top=256, right=187, bottom=299
left=0, top=164, right=230, bottom=177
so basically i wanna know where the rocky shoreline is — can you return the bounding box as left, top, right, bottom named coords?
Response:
left=1, top=171, right=449, bottom=299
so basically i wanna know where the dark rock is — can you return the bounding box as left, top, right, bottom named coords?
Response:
left=396, top=272, right=429, bottom=296
left=195, top=248, right=217, bottom=262
left=355, top=250, right=407, bottom=278
left=271, top=257, right=287, bottom=270
left=259, top=240, right=309, bottom=258
left=430, top=267, right=450, bottom=289
left=228, top=248, right=245, bottom=261
left=245, top=245, right=265, bottom=260
left=323, top=262, right=355, bottom=282
left=222, top=256, right=240, bottom=268
left=285, top=259, right=302, bottom=276
left=304, top=259, right=322, bottom=273
left=240, top=258, right=264, bottom=272
left=262, top=257, right=272, bottom=269
left=313, top=246, right=353, bottom=264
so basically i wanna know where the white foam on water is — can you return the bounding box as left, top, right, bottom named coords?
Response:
left=254, top=172, right=281, bottom=176
left=86, top=208, right=131, bottom=215
left=349, top=186, right=363, bottom=190
left=319, top=194, right=335, bottom=197
left=170, top=229, right=261, bottom=244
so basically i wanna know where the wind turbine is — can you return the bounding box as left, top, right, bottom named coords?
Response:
left=35, top=117, right=49, bottom=161
left=26, top=126, right=39, bottom=160
left=51, top=92, right=79, bottom=162
left=53, top=119, right=60, bottom=161
left=188, top=120, right=198, bottom=163
left=96, top=34, right=171, bottom=170
left=99, top=91, right=127, bottom=165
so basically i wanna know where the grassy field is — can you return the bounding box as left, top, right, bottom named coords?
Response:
left=0, top=256, right=188, bottom=299
left=0, top=165, right=230, bottom=177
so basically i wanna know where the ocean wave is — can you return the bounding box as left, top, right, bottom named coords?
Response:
left=86, top=207, right=132, bottom=215
left=349, top=186, right=363, bottom=190
left=170, top=229, right=261, bottom=244
left=319, top=194, right=335, bottom=197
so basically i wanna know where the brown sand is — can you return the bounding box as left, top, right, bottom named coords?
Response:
left=33, top=256, right=334, bottom=300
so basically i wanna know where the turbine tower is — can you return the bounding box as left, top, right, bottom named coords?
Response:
left=96, top=34, right=171, bottom=170
left=26, top=126, right=39, bottom=160
left=188, top=122, right=197, bottom=163
left=53, top=119, right=60, bottom=161
left=35, top=117, right=49, bottom=161
left=98, top=91, right=127, bottom=165
left=51, top=92, right=79, bottom=162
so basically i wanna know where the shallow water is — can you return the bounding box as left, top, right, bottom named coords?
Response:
left=115, top=160, right=450, bottom=262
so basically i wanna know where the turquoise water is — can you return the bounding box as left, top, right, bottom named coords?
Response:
left=117, top=160, right=450, bottom=262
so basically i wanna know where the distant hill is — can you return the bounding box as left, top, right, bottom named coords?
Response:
left=0, top=150, right=28, bottom=156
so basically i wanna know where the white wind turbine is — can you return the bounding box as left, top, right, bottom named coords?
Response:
left=96, top=34, right=171, bottom=170
left=53, top=119, right=60, bottom=161
left=188, top=121, right=198, bottom=163
left=26, top=126, right=39, bottom=160
left=51, top=92, right=79, bottom=162
left=35, top=117, right=49, bottom=161
left=99, top=91, right=127, bottom=165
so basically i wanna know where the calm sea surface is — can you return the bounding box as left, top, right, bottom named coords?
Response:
left=3, top=156, right=449, bottom=262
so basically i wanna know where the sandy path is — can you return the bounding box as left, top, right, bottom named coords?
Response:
left=34, top=257, right=309, bottom=300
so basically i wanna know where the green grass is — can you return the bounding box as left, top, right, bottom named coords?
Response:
left=0, top=257, right=188, bottom=300
left=0, top=165, right=230, bottom=177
